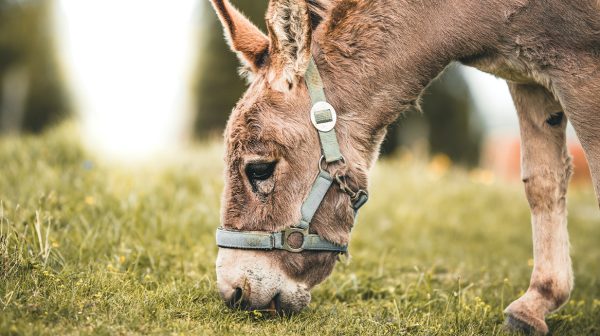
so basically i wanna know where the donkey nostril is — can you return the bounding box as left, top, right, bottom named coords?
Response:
left=233, top=287, right=243, bottom=303
left=227, top=287, right=248, bottom=309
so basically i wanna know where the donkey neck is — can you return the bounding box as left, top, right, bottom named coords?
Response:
left=311, top=0, right=509, bottom=159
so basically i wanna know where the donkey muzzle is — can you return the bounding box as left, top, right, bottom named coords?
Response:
left=216, top=248, right=311, bottom=314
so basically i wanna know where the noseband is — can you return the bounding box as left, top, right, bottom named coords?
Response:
left=215, top=57, right=368, bottom=253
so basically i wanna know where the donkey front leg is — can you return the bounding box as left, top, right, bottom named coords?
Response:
left=504, top=84, right=574, bottom=335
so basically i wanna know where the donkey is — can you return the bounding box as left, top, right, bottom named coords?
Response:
left=209, top=0, right=600, bottom=334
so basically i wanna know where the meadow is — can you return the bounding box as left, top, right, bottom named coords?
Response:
left=1, top=125, right=599, bottom=335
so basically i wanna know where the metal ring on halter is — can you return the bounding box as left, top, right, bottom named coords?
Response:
left=282, top=227, right=308, bottom=253
left=319, top=155, right=346, bottom=173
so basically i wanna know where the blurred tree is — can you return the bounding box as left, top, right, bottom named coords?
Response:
left=194, top=0, right=268, bottom=137
left=0, top=0, right=68, bottom=134
left=381, top=65, right=483, bottom=166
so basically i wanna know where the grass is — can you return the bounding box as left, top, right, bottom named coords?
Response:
left=1, top=124, right=599, bottom=335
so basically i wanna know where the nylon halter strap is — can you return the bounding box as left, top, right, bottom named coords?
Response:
left=215, top=57, right=368, bottom=253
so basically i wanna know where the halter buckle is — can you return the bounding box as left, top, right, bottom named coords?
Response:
left=333, top=173, right=369, bottom=210
left=310, top=101, right=337, bottom=132
left=351, top=189, right=369, bottom=210
left=282, top=227, right=308, bottom=253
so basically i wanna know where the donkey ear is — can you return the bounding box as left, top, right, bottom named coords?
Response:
left=266, top=0, right=312, bottom=91
left=209, top=0, right=270, bottom=72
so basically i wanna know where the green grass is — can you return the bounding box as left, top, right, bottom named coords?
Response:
left=1, top=124, right=599, bottom=335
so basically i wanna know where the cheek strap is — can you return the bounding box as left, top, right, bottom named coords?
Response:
left=217, top=169, right=347, bottom=253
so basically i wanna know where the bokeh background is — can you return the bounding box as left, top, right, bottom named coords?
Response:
left=1, top=2, right=599, bottom=334
left=0, top=0, right=590, bottom=181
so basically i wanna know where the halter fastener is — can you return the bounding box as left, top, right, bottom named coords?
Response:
left=310, top=101, right=337, bottom=132
left=282, top=227, right=308, bottom=252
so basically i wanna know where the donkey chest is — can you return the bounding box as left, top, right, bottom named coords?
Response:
left=466, top=53, right=553, bottom=88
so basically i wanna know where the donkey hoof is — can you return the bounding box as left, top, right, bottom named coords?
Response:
left=504, top=313, right=548, bottom=335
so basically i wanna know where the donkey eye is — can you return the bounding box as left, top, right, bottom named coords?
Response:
left=245, top=162, right=276, bottom=182
left=546, top=112, right=564, bottom=126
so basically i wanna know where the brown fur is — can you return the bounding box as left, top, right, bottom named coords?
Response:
left=209, top=0, right=269, bottom=71
left=210, top=0, right=600, bottom=332
left=266, top=0, right=313, bottom=91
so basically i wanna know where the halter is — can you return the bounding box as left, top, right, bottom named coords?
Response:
left=215, top=57, right=368, bottom=253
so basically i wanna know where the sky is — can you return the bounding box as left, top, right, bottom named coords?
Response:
left=54, top=0, right=199, bottom=161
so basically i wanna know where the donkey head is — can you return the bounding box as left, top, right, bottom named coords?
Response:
left=211, top=0, right=375, bottom=313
